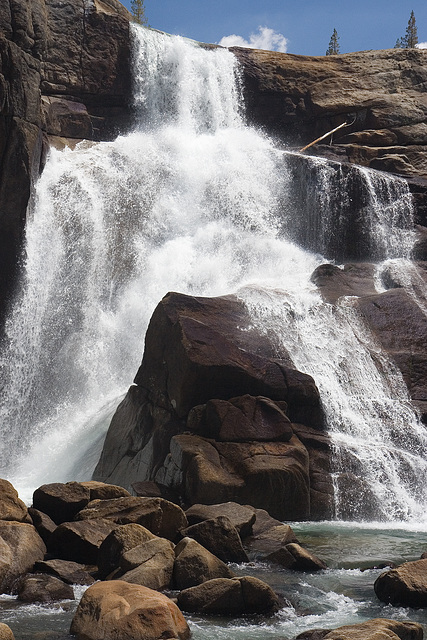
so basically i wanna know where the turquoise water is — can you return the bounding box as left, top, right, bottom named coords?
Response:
left=2, top=523, right=427, bottom=639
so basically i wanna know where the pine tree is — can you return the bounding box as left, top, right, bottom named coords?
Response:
left=394, top=10, right=418, bottom=48
left=326, top=29, right=340, bottom=56
left=404, top=10, right=418, bottom=48
left=131, top=0, right=147, bottom=25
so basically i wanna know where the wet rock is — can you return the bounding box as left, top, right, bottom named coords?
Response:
left=0, top=479, right=30, bottom=523
left=177, top=576, right=280, bottom=615
left=94, top=292, right=324, bottom=519
left=49, top=519, right=117, bottom=565
left=118, top=537, right=175, bottom=591
left=32, top=482, right=91, bottom=524
left=76, top=496, right=187, bottom=541
left=303, top=618, right=423, bottom=639
left=173, top=537, right=235, bottom=590
left=70, top=580, right=190, bottom=640
left=158, top=433, right=311, bottom=521
left=266, top=542, right=327, bottom=571
left=0, top=521, right=46, bottom=593
left=185, top=502, right=257, bottom=539
left=97, top=523, right=156, bottom=580
left=374, top=558, right=427, bottom=607
left=33, top=559, right=95, bottom=585
left=181, top=516, right=248, bottom=564
left=16, top=573, right=74, bottom=602
left=244, top=510, right=298, bottom=557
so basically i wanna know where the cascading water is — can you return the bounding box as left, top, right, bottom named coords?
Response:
left=0, top=24, right=426, bottom=526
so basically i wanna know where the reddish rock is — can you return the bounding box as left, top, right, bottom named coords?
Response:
left=70, top=580, right=190, bottom=640
left=177, top=576, right=280, bottom=615
left=181, top=516, right=248, bottom=564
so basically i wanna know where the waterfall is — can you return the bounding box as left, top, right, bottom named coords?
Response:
left=0, top=25, right=426, bottom=519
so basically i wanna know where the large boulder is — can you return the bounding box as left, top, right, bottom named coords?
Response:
left=94, top=292, right=327, bottom=520
left=16, top=573, right=74, bottom=603
left=177, top=576, right=280, bottom=615
left=117, top=537, right=175, bottom=591
left=374, top=558, right=427, bottom=607
left=173, top=537, right=235, bottom=590
left=33, top=559, right=96, bottom=585
left=32, top=482, right=91, bottom=524
left=300, top=618, right=423, bottom=639
left=0, top=624, right=14, bottom=640
left=70, top=580, right=190, bottom=640
left=181, top=516, right=248, bottom=564
left=76, top=496, right=187, bottom=541
left=48, top=519, right=117, bottom=565
left=185, top=502, right=257, bottom=539
left=0, top=521, right=46, bottom=593
left=97, top=523, right=156, bottom=580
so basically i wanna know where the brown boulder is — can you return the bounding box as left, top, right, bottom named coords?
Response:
left=245, top=510, right=298, bottom=557
left=173, top=537, right=235, bottom=590
left=158, top=433, right=311, bottom=521
left=177, top=576, right=280, bottom=615
left=185, top=502, right=256, bottom=539
left=316, top=618, right=423, bottom=639
left=118, top=537, right=175, bottom=591
left=32, top=482, right=91, bottom=524
left=76, top=496, right=187, bottom=541
left=97, top=523, right=156, bottom=580
left=16, top=573, right=74, bottom=602
left=0, top=521, right=46, bottom=593
left=70, top=580, right=190, bottom=640
left=0, top=624, right=14, bottom=640
left=181, top=516, right=248, bottom=564
left=0, top=479, right=30, bottom=523
left=33, top=559, right=95, bottom=585
left=266, top=542, right=327, bottom=571
left=374, top=558, right=427, bottom=607
left=94, top=292, right=323, bottom=497
left=49, top=519, right=116, bottom=565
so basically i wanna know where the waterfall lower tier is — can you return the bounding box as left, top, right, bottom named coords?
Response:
left=0, top=25, right=426, bottom=519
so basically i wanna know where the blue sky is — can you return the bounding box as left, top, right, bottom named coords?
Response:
left=120, top=0, right=426, bottom=56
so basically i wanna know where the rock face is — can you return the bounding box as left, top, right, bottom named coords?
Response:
left=233, top=46, right=427, bottom=240
left=70, top=580, right=191, bottom=640
left=311, top=262, right=427, bottom=424
left=94, top=291, right=333, bottom=520
left=233, top=47, right=427, bottom=181
left=0, top=0, right=132, bottom=322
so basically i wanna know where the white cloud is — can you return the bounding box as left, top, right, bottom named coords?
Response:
left=416, top=42, right=427, bottom=49
left=218, top=26, right=288, bottom=53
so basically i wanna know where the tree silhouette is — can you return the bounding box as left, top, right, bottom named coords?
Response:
left=394, top=10, right=418, bottom=48
left=326, top=29, right=340, bottom=55
left=131, top=0, right=147, bottom=25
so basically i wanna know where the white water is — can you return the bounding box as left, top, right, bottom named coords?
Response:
left=0, top=25, right=426, bottom=522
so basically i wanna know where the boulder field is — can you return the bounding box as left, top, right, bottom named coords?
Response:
left=0, top=479, right=426, bottom=640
